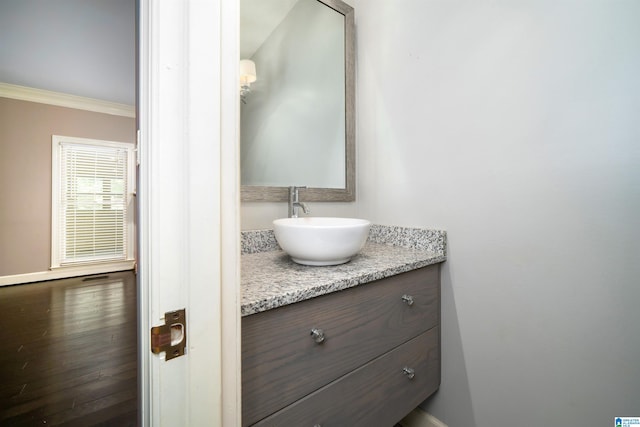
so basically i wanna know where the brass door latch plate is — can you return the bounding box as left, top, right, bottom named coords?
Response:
left=151, top=309, right=186, bottom=361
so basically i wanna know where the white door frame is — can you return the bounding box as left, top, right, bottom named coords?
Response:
left=138, top=0, right=241, bottom=425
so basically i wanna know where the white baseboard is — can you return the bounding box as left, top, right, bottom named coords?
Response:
left=400, top=407, right=448, bottom=427
left=0, top=261, right=135, bottom=286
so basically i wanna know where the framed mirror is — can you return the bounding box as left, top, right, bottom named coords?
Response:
left=240, top=0, right=355, bottom=202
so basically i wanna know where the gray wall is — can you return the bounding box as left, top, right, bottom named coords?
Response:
left=354, top=0, right=640, bottom=426
left=242, top=0, right=640, bottom=425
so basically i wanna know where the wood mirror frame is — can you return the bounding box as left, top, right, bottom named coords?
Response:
left=240, top=0, right=355, bottom=203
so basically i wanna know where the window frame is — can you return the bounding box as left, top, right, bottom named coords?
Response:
left=51, top=135, right=136, bottom=270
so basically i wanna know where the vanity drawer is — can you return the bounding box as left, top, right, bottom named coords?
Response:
left=253, top=326, right=441, bottom=427
left=242, top=264, right=440, bottom=426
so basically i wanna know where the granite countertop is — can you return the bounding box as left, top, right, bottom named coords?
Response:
left=241, top=224, right=447, bottom=317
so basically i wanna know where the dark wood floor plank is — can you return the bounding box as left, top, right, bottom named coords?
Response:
left=3, top=359, right=137, bottom=409
left=3, top=376, right=136, bottom=424
left=58, top=399, right=137, bottom=427
left=0, top=271, right=138, bottom=426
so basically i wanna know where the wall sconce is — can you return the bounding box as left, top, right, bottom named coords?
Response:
left=240, top=59, right=257, bottom=103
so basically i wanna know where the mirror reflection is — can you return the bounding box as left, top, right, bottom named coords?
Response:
left=240, top=0, right=354, bottom=201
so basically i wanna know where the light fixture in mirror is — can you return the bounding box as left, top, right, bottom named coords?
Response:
left=239, top=59, right=257, bottom=103
left=240, top=0, right=354, bottom=202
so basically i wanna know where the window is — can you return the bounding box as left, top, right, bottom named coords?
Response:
left=51, top=135, right=135, bottom=268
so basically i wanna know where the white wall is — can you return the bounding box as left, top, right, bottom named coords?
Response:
left=354, top=1, right=640, bottom=426
left=241, top=201, right=358, bottom=230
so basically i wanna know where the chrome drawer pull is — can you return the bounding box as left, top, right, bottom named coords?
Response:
left=401, top=294, right=414, bottom=306
left=310, top=328, right=325, bottom=344
left=402, top=366, right=415, bottom=380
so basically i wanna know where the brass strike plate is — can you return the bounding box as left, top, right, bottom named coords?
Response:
left=151, top=309, right=187, bottom=361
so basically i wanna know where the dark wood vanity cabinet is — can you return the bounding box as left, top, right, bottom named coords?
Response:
left=241, top=264, right=441, bottom=427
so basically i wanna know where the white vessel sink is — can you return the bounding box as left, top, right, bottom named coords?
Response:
left=273, top=217, right=371, bottom=266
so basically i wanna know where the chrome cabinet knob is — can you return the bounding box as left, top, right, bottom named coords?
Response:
left=402, top=366, right=415, bottom=380
left=401, top=294, right=414, bottom=306
left=310, top=328, right=325, bottom=343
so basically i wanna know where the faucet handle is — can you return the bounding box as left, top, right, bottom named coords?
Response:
left=288, top=186, right=310, bottom=218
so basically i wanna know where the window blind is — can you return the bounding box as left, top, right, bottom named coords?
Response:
left=52, top=137, right=133, bottom=267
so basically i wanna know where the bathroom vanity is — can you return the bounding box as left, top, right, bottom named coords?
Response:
left=241, top=225, right=446, bottom=426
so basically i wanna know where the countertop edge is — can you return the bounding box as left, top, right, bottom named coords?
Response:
left=241, top=252, right=445, bottom=316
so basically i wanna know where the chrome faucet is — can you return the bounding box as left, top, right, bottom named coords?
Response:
left=288, top=186, right=311, bottom=218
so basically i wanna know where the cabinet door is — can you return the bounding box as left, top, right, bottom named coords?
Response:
left=254, top=327, right=441, bottom=427
left=242, top=265, right=440, bottom=426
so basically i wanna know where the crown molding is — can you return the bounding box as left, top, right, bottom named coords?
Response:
left=0, top=82, right=135, bottom=118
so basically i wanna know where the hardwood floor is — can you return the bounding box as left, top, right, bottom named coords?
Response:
left=0, top=272, right=138, bottom=426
